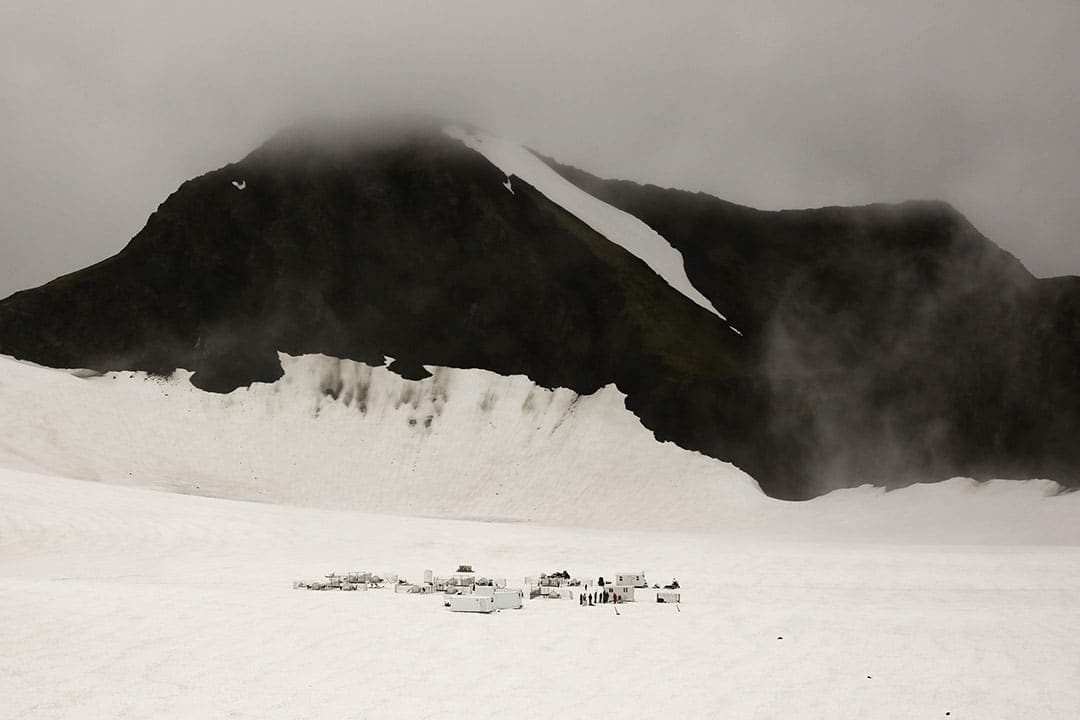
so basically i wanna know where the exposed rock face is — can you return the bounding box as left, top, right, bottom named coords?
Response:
left=546, top=160, right=1080, bottom=496
left=2, top=117, right=1077, bottom=498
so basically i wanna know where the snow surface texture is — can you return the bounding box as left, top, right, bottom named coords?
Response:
left=444, top=126, right=736, bottom=330
left=0, top=354, right=762, bottom=530
left=3, top=354, right=1080, bottom=716
left=2, top=468, right=1080, bottom=719
left=1, top=354, right=1078, bottom=543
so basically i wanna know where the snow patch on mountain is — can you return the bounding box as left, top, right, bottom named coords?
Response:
left=444, top=126, right=725, bottom=320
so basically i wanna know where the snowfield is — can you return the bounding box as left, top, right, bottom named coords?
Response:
left=3, top=470, right=1079, bottom=719
left=2, top=355, right=1080, bottom=718
left=0, top=353, right=763, bottom=530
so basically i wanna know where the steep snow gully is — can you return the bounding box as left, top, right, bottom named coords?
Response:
left=444, top=126, right=744, bottom=337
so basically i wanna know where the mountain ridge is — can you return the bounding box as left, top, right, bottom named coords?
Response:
left=2, top=118, right=1077, bottom=499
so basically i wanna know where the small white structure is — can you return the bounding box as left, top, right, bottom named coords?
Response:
left=656, top=590, right=681, bottom=604
left=616, top=572, right=648, bottom=588
left=450, top=569, right=476, bottom=588
left=610, top=585, right=635, bottom=602
left=492, top=589, right=524, bottom=610
left=530, top=585, right=572, bottom=599
left=455, top=583, right=523, bottom=609
left=342, top=571, right=378, bottom=589
left=446, top=595, right=495, bottom=613
left=525, top=572, right=582, bottom=600
left=395, top=582, right=433, bottom=594
left=294, top=569, right=390, bottom=591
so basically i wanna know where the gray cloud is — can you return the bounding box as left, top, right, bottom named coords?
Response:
left=2, top=0, right=1078, bottom=298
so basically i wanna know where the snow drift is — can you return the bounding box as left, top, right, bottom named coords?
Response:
left=0, top=353, right=762, bottom=530
left=2, top=352, right=1079, bottom=542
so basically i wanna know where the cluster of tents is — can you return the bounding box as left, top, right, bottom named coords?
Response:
left=291, top=565, right=681, bottom=608
left=293, top=571, right=391, bottom=591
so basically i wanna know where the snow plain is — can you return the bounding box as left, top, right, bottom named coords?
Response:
left=2, top=355, right=1080, bottom=718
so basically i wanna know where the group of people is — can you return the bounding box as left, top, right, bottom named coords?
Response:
left=578, top=588, right=622, bottom=605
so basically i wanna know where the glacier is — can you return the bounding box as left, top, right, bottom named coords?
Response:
left=3, top=351, right=1080, bottom=718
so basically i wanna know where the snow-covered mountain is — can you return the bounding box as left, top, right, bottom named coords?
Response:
left=1, top=116, right=1078, bottom=499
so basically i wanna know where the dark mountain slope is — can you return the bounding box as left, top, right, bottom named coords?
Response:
left=545, top=159, right=1080, bottom=496
left=0, top=119, right=753, bottom=462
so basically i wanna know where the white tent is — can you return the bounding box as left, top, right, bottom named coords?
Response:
left=446, top=595, right=495, bottom=613
left=492, top=589, right=523, bottom=610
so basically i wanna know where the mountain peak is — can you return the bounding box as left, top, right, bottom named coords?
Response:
left=245, top=114, right=462, bottom=164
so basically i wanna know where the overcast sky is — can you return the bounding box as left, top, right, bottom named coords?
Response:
left=2, top=1, right=1078, bottom=298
